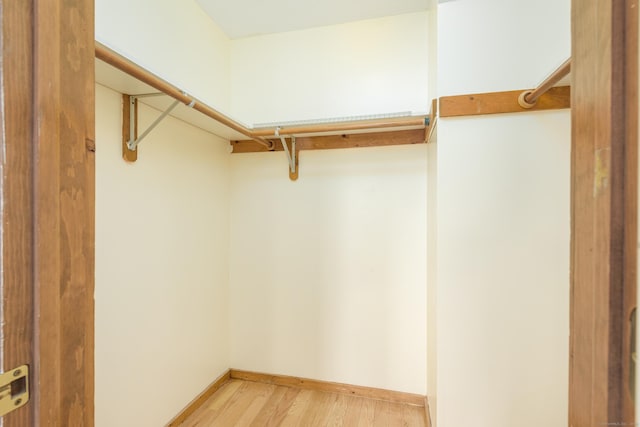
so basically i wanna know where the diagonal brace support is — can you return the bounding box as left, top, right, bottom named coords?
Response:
left=276, top=127, right=296, bottom=174
left=127, top=97, right=181, bottom=151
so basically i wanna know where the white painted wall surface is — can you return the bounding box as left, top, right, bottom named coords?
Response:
left=95, top=0, right=232, bottom=113
left=95, top=84, right=231, bottom=427
left=230, top=12, right=430, bottom=125
left=436, top=113, right=570, bottom=427
left=95, top=4, right=430, bottom=127
left=426, top=136, right=438, bottom=424
left=426, top=2, right=438, bottom=422
left=427, top=6, right=438, bottom=103
left=228, top=145, right=428, bottom=394
left=438, top=0, right=570, bottom=97
left=434, top=1, right=571, bottom=426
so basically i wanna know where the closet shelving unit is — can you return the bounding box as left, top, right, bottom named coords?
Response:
left=95, top=42, right=570, bottom=179
left=95, top=42, right=434, bottom=179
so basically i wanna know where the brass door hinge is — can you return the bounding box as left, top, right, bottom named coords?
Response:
left=0, top=365, right=29, bottom=416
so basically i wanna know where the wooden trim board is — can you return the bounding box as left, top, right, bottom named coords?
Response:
left=33, top=0, right=96, bottom=423
left=229, top=369, right=426, bottom=407
left=569, top=0, right=638, bottom=424
left=1, top=0, right=95, bottom=425
left=166, top=370, right=232, bottom=426
left=231, top=128, right=426, bottom=154
left=424, top=396, right=432, bottom=427
left=439, top=85, right=570, bottom=118
left=34, top=0, right=96, bottom=424
left=622, top=1, right=638, bottom=420
left=0, top=1, right=36, bottom=424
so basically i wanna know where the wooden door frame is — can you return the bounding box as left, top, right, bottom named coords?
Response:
left=1, top=2, right=37, bottom=424
left=0, top=0, right=95, bottom=425
left=570, top=0, right=638, bottom=425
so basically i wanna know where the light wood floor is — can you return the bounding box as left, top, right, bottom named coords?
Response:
left=180, top=379, right=429, bottom=426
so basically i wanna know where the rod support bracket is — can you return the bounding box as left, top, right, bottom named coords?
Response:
left=276, top=127, right=299, bottom=181
left=123, top=93, right=183, bottom=161
left=518, top=90, right=537, bottom=109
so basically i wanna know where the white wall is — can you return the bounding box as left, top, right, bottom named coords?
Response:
left=228, top=145, right=428, bottom=394
left=230, top=12, right=430, bottom=125
left=436, top=113, right=570, bottom=427
left=427, top=6, right=438, bottom=104
left=433, top=0, right=571, bottom=426
left=426, top=1, right=438, bottom=422
left=95, top=84, right=231, bottom=427
left=94, top=0, right=431, bottom=412
left=95, top=0, right=231, bottom=113
left=426, top=134, right=438, bottom=424
left=437, top=0, right=570, bottom=96
left=95, top=3, right=429, bottom=127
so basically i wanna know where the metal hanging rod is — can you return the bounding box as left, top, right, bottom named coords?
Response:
left=519, top=58, right=571, bottom=108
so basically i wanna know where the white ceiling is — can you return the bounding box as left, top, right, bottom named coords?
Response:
left=196, top=0, right=431, bottom=39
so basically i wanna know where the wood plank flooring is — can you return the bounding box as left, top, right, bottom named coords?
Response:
left=179, top=379, right=428, bottom=426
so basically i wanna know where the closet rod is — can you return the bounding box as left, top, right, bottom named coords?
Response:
left=519, top=58, right=571, bottom=108
left=94, top=42, right=274, bottom=149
